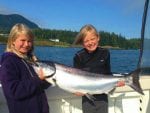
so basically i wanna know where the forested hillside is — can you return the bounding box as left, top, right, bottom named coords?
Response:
left=0, top=14, right=140, bottom=49
left=0, top=27, right=140, bottom=49
left=33, top=28, right=141, bottom=49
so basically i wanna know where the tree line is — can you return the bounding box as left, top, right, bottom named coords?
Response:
left=0, top=28, right=141, bottom=49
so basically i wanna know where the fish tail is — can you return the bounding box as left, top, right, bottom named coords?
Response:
left=127, top=68, right=144, bottom=95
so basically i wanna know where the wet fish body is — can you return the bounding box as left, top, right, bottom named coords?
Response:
left=32, top=61, right=144, bottom=95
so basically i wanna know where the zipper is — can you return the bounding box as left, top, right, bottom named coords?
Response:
left=22, top=59, right=34, bottom=77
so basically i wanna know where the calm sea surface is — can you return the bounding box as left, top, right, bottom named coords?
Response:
left=0, top=44, right=139, bottom=73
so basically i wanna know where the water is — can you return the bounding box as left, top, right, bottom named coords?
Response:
left=0, top=44, right=139, bottom=73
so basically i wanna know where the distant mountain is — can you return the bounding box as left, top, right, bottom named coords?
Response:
left=0, top=14, right=39, bottom=29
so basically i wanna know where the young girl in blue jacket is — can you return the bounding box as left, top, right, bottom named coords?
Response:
left=0, top=23, right=50, bottom=113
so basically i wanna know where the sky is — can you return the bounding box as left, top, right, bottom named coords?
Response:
left=0, top=0, right=146, bottom=38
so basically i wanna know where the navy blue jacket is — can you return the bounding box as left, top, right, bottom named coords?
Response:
left=74, top=47, right=111, bottom=74
left=0, top=52, right=50, bottom=113
left=73, top=47, right=111, bottom=102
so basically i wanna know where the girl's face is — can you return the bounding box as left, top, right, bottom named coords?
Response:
left=13, top=34, right=33, bottom=55
left=83, top=32, right=99, bottom=53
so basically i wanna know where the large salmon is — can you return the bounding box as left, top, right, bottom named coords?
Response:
left=32, top=60, right=144, bottom=96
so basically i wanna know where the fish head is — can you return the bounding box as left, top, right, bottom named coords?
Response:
left=32, top=61, right=56, bottom=78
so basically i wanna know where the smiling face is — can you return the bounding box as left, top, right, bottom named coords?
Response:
left=73, top=24, right=100, bottom=53
left=6, top=24, right=34, bottom=56
left=13, top=33, right=33, bottom=55
left=83, top=32, right=99, bottom=53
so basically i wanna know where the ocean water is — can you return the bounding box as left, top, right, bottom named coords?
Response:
left=0, top=44, right=139, bottom=73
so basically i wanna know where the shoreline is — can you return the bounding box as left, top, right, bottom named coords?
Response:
left=0, top=43, right=138, bottom=50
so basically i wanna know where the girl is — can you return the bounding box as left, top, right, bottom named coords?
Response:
left=73, top=24, right=124, bottom=113
left=0, top=23, right=50, bottom=113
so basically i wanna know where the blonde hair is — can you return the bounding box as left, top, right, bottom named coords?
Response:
left=73, top=24, right=100, bottom=45
left=6, top=23, right=36, bottom=61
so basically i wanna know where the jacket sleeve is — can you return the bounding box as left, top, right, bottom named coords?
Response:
left=41, top=80, right=51, bottom=89
left=1, top=57, right=48, bottom=100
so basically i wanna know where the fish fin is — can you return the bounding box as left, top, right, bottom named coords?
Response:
left=85, top=93, right=96, bottom=101
left=46, top=78, right=57, bottom=86
left=127, top=68, right=144, bottom=95
left=109, top=88, right=116, bottom=95
left=85, top=93, right=96, bottom=106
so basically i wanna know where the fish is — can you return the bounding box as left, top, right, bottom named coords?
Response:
left=32, top=60, right=144, bottom=97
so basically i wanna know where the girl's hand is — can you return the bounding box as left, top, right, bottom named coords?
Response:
left=74, top=92, right=85, bottom=96
left=116, top=81, right=125, bottom=87
left=37, top=68, right=45, bottom=80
